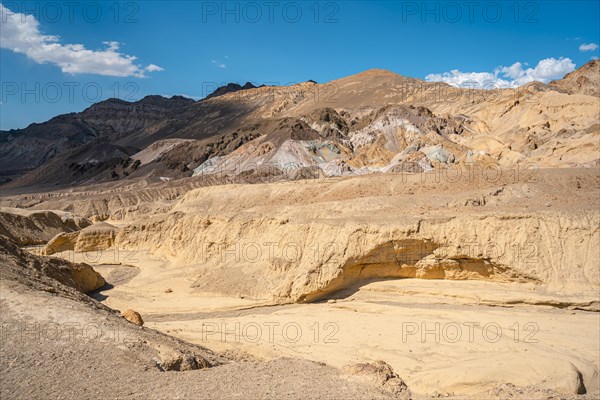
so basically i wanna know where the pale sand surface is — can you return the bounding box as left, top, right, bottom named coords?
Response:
left=12, top=168, right=600, bottom=398
left=44, top=247, right=599, bottom=397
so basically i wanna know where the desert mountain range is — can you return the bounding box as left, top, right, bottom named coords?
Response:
left=1, top=60, right=598, bottom=193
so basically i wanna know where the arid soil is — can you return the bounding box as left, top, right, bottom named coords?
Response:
left=0, top=284, right=410, bottom=400
left=1, top=166, right=598, bottom=399
left=1, top=236, right=411, bottom=399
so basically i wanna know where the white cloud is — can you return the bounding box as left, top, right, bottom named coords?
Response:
left=0, top=4, right=162, bottom=77
left=500, top=58, right=576, bottom=85
left=579, top=43, right=599, bottom=52
left=592, top=56, right=599, bottom=61
left=425, top=57, right=576, bottom=89
left=145, top=64, right=164, bottom=72
left=424, top=70, right=511, bottom=89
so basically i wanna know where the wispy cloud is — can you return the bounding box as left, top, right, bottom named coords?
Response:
left=0, top=4, right=163, bottom=77
left=425, top=57, right=576, bottom=88
left=211, top=59, right=227, bottom=69
left=579, top=43, right=599, bottom=52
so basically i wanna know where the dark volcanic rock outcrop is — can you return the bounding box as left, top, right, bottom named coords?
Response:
left=205, top=82, right=257, bottom=99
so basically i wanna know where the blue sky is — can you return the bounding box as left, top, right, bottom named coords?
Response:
left=1, top=1, right=599, bottom=130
